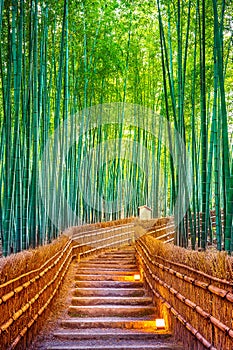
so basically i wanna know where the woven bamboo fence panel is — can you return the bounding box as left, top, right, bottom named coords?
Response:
left=0, top=220, right=136, bottom=350
left=0, top=239, right=75, bottom=349
left=136, top=238, right=233, bottom=350
left=72, top=223, right=135, bottom=257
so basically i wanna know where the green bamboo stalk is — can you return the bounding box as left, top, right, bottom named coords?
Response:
left=30, top=0, right=39, bottom=248
left=200, top=0, right=208, bottom=250
left=212, top=0, right=231, bottom=251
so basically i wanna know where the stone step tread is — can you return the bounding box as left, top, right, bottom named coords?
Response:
left=74, top=274, right=140, bottom=282
left=98, top=256, right=136, bottom=258
left=86, top=258, right=135, bottom=261
left=78, top=265, right=137, bottom=269
left=94, top=258, right=135, bottom=261
left=77, top=263, right=137, bottom=266
left=75, top=274, right=140, bottom=281
left=99, top=253, right=136, bottom=256
left=69, top=305, right=154, bottom=310
left=68, top=305, right=156, bottom=318
left=72, top=287, right=145, bottom=297
left=45, top=342, right=183, bottom=350
left=100, top=252, right=135, bottom=255
left=53, top=329, right=170, bottom=338
left=75, top=269, right=139, bottom=275
left=71, top=296, right=152, bottom=305
left=85, top=253, right=135, bottom=261
left=77, top=266, right=136, bottom=270
left=80, top=258, right=136, bottom=261
left=80, top=259, right=136, bottom=263
left=80, top=255, right=135, bottom=258
left=60, top=316, right=157, bottom=329
left=75, top=281, right=143, bottom=288
left=77, top=266, right=137, bottom=271
left=79, top=260, right=135, bottom=263
left=99, top=253, right=135, bottom=255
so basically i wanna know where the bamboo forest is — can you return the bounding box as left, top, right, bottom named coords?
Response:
left=0, top=0, right=232, bottom=256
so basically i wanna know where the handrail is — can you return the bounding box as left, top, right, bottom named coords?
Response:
left=74, top=231, right=134, bottom=249
left=148, top=223, right=175, bottom=235
left=155, top=231, right=175, bottom=241
left=0, top=240, right=72, bottom=295
left=72, top=223, right=134, bottom=238
left=138, top=238, right=233, bottom=288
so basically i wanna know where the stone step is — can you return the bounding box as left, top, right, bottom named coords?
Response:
left=80, top=259, right=136, bottom=264
left=98, top=250, right=135, bottom=258
left=53, top=328, right=170, bottom=340
left=46, top=340, right=182, bottom=350
left=60, top=317, right=158, bottom=330
left=96, top=257, right=135, bottom=261
left=89, top=251, right=135, bottom=256
left=101, top=250, right=135, bottom=254
left=89, top=254, right=136, bottom=262
left=75, top=274, right=140, bottom=281
left=68, top=305, right=155, bottom=318
left=76, top=268, right=139, bottom=275
left=78, top=263, right=137, bottom=269
left=96, top=255, right=135, bottom=260
left=71, top=296, right=152, bottom=306
left=74, top=280, right=143, bottom=289
left=72, top=287, right=145, bottom=297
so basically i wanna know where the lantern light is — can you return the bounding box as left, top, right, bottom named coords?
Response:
left=134, top=274, right=141, bottom=281
left=155, top=318, right=165, bottom=329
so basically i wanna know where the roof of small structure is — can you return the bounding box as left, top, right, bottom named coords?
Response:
left=138, top=205, right=152, bottom=211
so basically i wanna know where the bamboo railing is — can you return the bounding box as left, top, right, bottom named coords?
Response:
left=0, top=222, right=136, bottom=350
left=136, top=237, right=233, bottom=350
left=147, top=220, right=175, bottom=243
left=0, top=239, right=74, bottom=349
left=1, top=217, right=231, bottom=350
left=73, top=223, right=135, bottom=257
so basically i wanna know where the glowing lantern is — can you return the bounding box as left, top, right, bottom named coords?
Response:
left=155, top=318, right=165, bottom=329
left=134, top=274, right=141, bottom=281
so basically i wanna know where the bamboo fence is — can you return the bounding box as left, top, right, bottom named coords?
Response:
left=0, top=239, right=73, bottom=349
left=0, top=219, right=136, bottom=350
left=136, top=238, right=233, bottom=350
left=1, top=216, right=232, bottom=349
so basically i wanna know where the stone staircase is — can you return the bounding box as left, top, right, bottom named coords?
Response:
left=43, top=246, right=182, bottom=350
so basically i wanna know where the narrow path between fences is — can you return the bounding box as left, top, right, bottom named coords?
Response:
left=30, top=245, right=182, bottom=350
left=1, top=218, right=232, bottom=350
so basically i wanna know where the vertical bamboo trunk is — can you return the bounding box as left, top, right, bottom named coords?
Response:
left=200, top=0, right=208, bottom=250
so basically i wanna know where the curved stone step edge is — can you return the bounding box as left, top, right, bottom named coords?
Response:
left=52, top=329, right=171, bottom=341
left=60, top=317, right=158, bottom=330
left=71, top=287, right=146, bottom=297
left=71, top=296, right=152, bottom=306
left=46, top=345, right=183, bottom=350
left=74, top=281, right=144, bottom=288
left=68, top=305, right=156, bottom=318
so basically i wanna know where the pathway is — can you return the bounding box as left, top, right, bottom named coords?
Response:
left=36, top=246, right=183, bottom=350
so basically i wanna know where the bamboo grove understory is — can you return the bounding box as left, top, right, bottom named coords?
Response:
left=0, top=0, right=232, bottom=256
